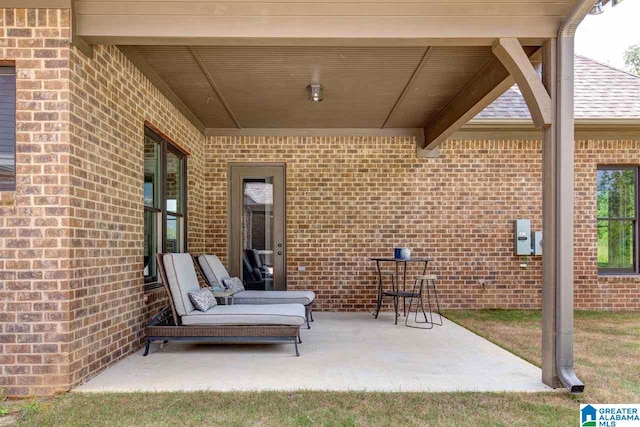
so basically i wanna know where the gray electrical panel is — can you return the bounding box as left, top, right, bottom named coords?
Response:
left=514, top=219, right=532, bottom=255
left=533, top=231, right=543, bottom=256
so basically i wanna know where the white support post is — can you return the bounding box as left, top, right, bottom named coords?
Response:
left=541, top=39, right=561, bottom=388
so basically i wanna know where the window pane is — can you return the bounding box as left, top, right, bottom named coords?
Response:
left=597, top=169, right=635, bottom=219
left=241, top=178, right=274, bottom=290
left=0, top=66, right=16, bottom=191
left=166, top=151, right=183, bottom=213
left=144, top=134, right=160, bottom=208
left=143, top=128, right=188, bottom=284
left=597, top=220, right=635, bottom=270
left=144, top=210, right=157, bottom=280
left=166, top=214, right=181, bottom=253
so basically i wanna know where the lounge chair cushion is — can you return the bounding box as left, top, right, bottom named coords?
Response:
left=197, top=254, right=316, bottom=307
left=233, top=290, right=316, bottom=306
left=222, top=277, right=245, bottom=293
left=198, top=254, right=230, bottom=287
left=163, top=253, right=201, bottom=316
left=181, top=303, right=306, bottom=326
left=188, top=288, right=217, bottom=312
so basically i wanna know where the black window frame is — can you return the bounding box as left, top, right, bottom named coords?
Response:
left=0, top=65, right=16, bottom=192
left=163, top=142, right=187, bottom=255
left=597, top=165, right=639, bottom=275
left=144, top=125, right=188, bottom=290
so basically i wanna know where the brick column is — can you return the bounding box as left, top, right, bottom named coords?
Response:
left=0, top=8, right=73, bottom=396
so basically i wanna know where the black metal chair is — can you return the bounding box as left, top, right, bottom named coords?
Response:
left=405, top=274, right=443, bottom=329
left=245, top=249, right=273, bottom=278
left=374, top=271, right=419, bottom=325
left=374, top=271, right=399, bottom=321
left=242, top=253, right=273, bottom=290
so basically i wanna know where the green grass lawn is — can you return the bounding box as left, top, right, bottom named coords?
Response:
left=445, top=310, right=640, bottom=404
left=3, top=310, right=639, bottom=426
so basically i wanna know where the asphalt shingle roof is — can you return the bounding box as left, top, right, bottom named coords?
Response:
left=476, top=55, right=640, bottom=120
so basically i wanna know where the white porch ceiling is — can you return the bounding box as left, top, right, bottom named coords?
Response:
left=123, top=45, right=498, bottom=130
left=73, top=0, right=584, bottom=133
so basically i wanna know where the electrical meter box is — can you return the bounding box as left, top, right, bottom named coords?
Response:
left=533, top=231, right=543, bottom=256
left=514, top=219, right=532, bottom=255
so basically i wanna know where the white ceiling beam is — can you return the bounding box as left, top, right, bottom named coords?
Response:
left=188, top=46, right=241, bottom=129
left=382, top=47, right=433, bottom=129
left=420, top=57, right=513, bottom=155
left=118, top=46, right=206, bottom=133
left=71, top=0, right=93, bottom=58
left=420, top=46, right=540, bottom=157
left=76, top=15, right=563, bottom=46
left=492, top=38, right=552, bottom=128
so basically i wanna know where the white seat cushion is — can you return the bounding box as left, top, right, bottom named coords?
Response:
left=233, top=290, right=316, bottom=306
left=181, top=303, right=306, bottom=326
left=163, top=253, right=201, bottom=316
left=197, top=254, right=230, bottom=287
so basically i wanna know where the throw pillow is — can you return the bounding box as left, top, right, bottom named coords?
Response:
left=222, top=277, right=245, bottom=294
left=188, top=288, right=218, bottom=312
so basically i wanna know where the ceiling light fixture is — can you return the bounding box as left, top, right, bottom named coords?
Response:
left=589, top=0, right=622, bottom=14
left=307, top=84, right=324, bottom=102
left=589, top=0, right=604, bottom=14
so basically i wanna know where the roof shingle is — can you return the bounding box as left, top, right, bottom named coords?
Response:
left=476, top=56, right=640, bottom=120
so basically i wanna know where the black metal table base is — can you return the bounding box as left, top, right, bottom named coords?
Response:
left=371, top=257, right=434, bottom=325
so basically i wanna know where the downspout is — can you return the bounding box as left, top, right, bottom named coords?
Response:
left=554, top=0, right=595, bottom=394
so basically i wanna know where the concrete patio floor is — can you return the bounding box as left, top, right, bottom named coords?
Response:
left=75, top=312, right=551, bottom=393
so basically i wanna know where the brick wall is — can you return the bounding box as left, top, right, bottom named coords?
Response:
left=205, top=137, right=545, bottom=311
left=205, top=136, right=639, bottom=311
left=67, top=44, right=207, bottom=389
left=0, top=8, right=73, bottom=397
left=0, top=7, right=208, bottom=396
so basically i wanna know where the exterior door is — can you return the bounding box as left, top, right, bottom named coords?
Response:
left=229, top=163, right=286, bottom=291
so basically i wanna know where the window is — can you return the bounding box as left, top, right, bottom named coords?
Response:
left=144, top=126, right=187, bottom=288
left=0, top=66, right=16, bottom=191
left=597, top=166, right=637, bottom=274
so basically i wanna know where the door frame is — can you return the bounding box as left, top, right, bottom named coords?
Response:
left=227, top=162, right=286, bottom=290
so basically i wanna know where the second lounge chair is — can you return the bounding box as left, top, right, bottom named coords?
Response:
left=196, top=254, right=316, bottom=328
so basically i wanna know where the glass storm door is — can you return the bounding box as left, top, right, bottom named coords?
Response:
left=229, top=163, right=286, bottom=291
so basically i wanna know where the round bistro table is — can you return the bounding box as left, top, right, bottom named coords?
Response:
left=370, top=257, right=433, bottom=324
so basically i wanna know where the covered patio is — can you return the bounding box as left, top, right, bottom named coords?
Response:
left=76, top=313, right=549, bottom=393
left=0, top=0, right=602, bottom=397
left=71, top=0, right=590, bottom=394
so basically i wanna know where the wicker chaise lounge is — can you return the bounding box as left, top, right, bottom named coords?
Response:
left=145, top=253, right=306, bottom=356
left=196, top=254, right=317, bottom=328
